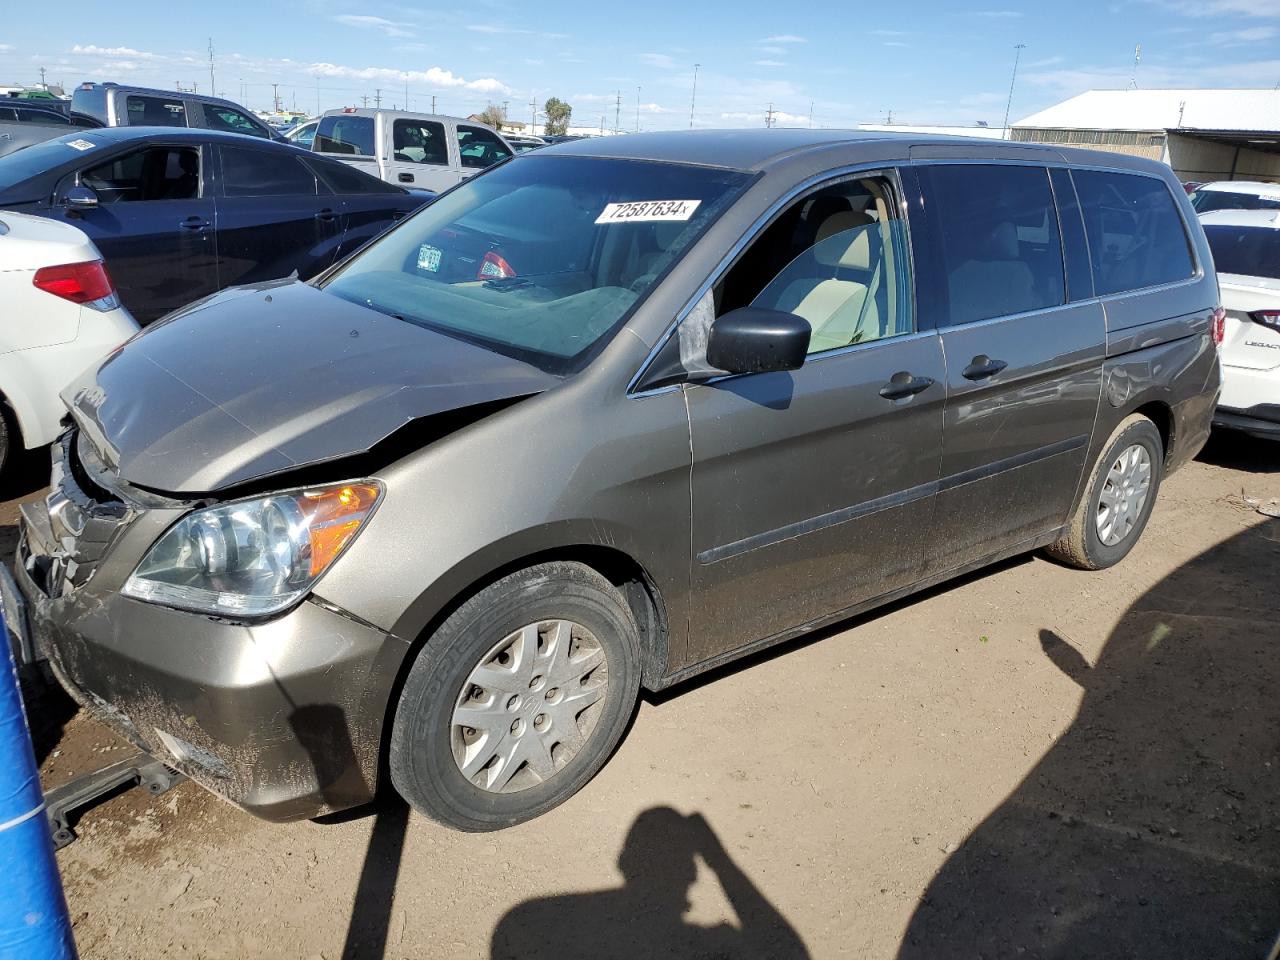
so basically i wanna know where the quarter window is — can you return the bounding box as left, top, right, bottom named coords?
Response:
left=124, top=95, right=187, bottom=127
left=315, top=115, right=376, bottom=157
left=219, top=145, right=317, bottom=197
left=393, top=119, right=449, bottom=165
left=717, top=175, right=914, bottom=355
left=919, top=164, right=1065, bottom=326
left=456, top=125, right=512, bottom=169
left=80, top=146, right=200, bottom=202
left=1073, top=170, right=1195, bottom=295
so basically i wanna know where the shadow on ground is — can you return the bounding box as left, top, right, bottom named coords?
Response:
left=897, top=520, right=1280, bottom=959
left=491, top=807, right=809, bottom=959
left=1196, top=430, right=1280, bottom=475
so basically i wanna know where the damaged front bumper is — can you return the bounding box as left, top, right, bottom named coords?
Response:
left=10, top=434, right=410, bottom=822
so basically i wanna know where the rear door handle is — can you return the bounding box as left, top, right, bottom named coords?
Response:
left=879, top=372, right=935, bottom=401
left=315, top=208, right=337, bottom=222
left=962, top=355, right=1009, bottom=381
left=180, top=216, right=210, bottom=231
left=397, top=172, right=414, bottom=183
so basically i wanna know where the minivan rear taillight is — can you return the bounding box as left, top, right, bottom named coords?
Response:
left=1211, top=306, right=1226, bottom=346
left=32, top=260, right=119, bottom=311
left=1249, top=309, right=1280, bottom=331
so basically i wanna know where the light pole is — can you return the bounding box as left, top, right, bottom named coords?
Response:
left=689, top=63, right=700, bottom=128
left=636, top=85, right=641, bottom=133
left=1002, top=42, right=1027, bottom=139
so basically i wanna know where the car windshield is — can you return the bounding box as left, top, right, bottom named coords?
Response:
left=323, top=155, right=751, bottom=372
left=0, top=133, right=105, bottom=191
left=1204, top=224, right=1280, bottom=280
left=1190, top=188, right=1280, bottom=213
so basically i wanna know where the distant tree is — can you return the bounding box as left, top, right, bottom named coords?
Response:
left=476, top=103, right=507, bottom=128
left=543, top=97, right=572, bottom=137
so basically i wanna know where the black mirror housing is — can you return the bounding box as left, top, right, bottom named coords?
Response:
left=706, top=307, right=811, bottom=376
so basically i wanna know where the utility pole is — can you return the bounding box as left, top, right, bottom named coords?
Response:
left=765, top=103, right=775, bottom=128
left=1129, top=42, right=1142, bottom=90
left=272, top=83, right=281, bottom=113
left=530, top=97, right=537, bottom=129
left=316, top=78, right=320, bottom=115
left=1001, top=42, right=1026, bottom=138
left=207, top=38, right=216, bottom=96
left=374, top=88, right=382, bottom=109
left=361, top=94, right=369, bottom=108
left=614, top=90, right=621, bottom=134
left=808, top=99, right=814, bottom=128
left=636, top=85, right=641, bottom=133
left=689, top=63, right=700, bottom=128
left=431, top=94, right=437, bottom=114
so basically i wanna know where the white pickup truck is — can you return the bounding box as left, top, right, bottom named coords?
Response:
left=310, top=108, right=514, bottom=193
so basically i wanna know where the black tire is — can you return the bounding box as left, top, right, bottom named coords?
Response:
left=389, top=561, right=641, bottom=832
left=0, top=403, right=11, bottom=480
left=1046, top=414, right=1164, bottom=570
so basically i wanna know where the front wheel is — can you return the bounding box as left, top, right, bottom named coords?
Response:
left=1046, top=413, right=1164, bottom=570
left=389, top=562, right=641, bottom=831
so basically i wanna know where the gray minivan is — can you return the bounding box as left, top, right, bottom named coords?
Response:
left=7, top=130, right=1222, bottom=831
left=71, top=82, right=280, bottom=140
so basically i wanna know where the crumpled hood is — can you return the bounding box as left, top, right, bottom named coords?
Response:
left=62, top=279, right=559, bottom=494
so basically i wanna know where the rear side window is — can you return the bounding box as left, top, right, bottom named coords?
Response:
left=456, top=125, right=512, bottom=169
left=315, top=115, right=375, bottom=157
left=393, top=119, right=448, bottom=166
left=219, top=145, right=317, bottom=197
left=125, top=95, right=187, bottom=127
left=203, top=104, right=268, bottom=138
left=1073, top=170, right=1194, bottom=296
left=1203, top=225, right=1280, bottom=280
left=919, top=164, right=1065, bottom=326
left=307, top=156, right=403, bottom=194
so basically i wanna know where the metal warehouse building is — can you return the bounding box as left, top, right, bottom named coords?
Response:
left=1011, top=88, right=1280, bottom=183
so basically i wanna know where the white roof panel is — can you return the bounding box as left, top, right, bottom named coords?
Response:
left=1014, top=89, right=1280, bottom=133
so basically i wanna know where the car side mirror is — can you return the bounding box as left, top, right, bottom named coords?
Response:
left=64, top=185, right=99, bottom=211
left=705, top=307, right=811, bottom=376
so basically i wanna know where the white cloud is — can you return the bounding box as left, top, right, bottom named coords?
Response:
left=0, top=44, right=12, bottom=52
left=70, top=43, right=159, bottom=59
left=760, top=34, right=806, bottom=43
left=758, top=45, right=787, bottom=55
left=720, top=109, right=810, bottom=125
left=1205, top=25, right=1278, bottom=43
left=753, top=59, right=786, bottom=67
left=332, top=15, right=416, bottom=39
left=973, top=10, right=1023, bottom=17
left=882, top=41, right=909, bottom=47
left=307, top=62, right=508, bottom=94
left=639, top=52, right=677, bottom=69
left=467, top=24, right=567, bottom=39
left=872, top=29, right=908, bottom=36
left=1154, top=0, right=1280, bottom=15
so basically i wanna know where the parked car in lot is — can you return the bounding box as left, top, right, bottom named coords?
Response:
left=1189, top=180, right=1280, bottom=214
left=72, top=82, right=282, bottom=141
left=1200, top=209, right=1280, bottom=439
left=0, top=127, right=430, bottom=323
left=0, top=104, right=104, bottom=159
left=284, top=118, right=318, bottom=149
left=311, top=107, right=513, bottom=192
left=505, top=133, right=547, bottom=152
left=0, top=211, right=137, bottom=477
left=7, top=131, right=1221, bottom=832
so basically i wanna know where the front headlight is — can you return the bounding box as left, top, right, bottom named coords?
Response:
left=122, top=481, right=383, bottom=617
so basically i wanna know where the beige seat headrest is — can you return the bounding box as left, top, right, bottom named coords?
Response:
left=813, top=210, right=876, bottom=270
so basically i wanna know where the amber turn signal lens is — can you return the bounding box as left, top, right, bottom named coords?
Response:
left=300, top=482, right=382, bottom=577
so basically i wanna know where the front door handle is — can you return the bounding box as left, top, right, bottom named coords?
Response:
left=315, top=208, right=337, bottom=222
left=962, top=355, right=1009, bottom=381
left=179, top=216, right=210, bottom=231
left=398, top=172, right=415, bottom=183
left=879, top=372, right=935, bottom=401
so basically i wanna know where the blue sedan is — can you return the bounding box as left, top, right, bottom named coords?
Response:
left=0, top=127, right=432, bottom=324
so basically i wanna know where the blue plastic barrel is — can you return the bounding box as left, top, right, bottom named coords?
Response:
left=0, top=615, right=76, bottom=960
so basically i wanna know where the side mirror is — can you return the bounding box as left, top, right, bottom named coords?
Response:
left=705, top=307, right=811, bottom=376
left=64, top=185, right=99, bottom=211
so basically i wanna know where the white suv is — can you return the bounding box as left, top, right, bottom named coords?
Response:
left=0, top=211, right=138, bottom=474
left=1200, top=209, right=1280, bottom=440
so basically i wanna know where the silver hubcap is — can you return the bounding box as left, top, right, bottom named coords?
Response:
left=1096, top=443, right=1152, bottom=546
left=451, top=620, right=609, bottom=794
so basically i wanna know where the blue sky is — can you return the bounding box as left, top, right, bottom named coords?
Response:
left=1, top=0, right=1278, bottom=129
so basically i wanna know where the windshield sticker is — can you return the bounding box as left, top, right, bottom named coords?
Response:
left=595, top=200, right=701, bottom=224
left=417, top=244, right=442, bottom=273
left=66, top=139, right=97, bottom=151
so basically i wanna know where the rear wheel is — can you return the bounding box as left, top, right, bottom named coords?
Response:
left=389, top=562, right=641, bottom=832
left=1046, top=414, right=1163, bottom=570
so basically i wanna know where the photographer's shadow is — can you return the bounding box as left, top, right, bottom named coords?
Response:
left=491, top=806, right=810, bottom=960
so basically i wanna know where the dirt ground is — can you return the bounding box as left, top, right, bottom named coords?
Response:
left=4, top=433, right=1278, bottom=960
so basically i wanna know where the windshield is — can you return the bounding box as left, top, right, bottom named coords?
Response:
left=1190, top=188, right=1280, bottom=213
left=1204, top=224, right=1280, bottom=280
left=322, top=155, right=751, bottom=372
left=0, top=133, right=103, bottom=192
